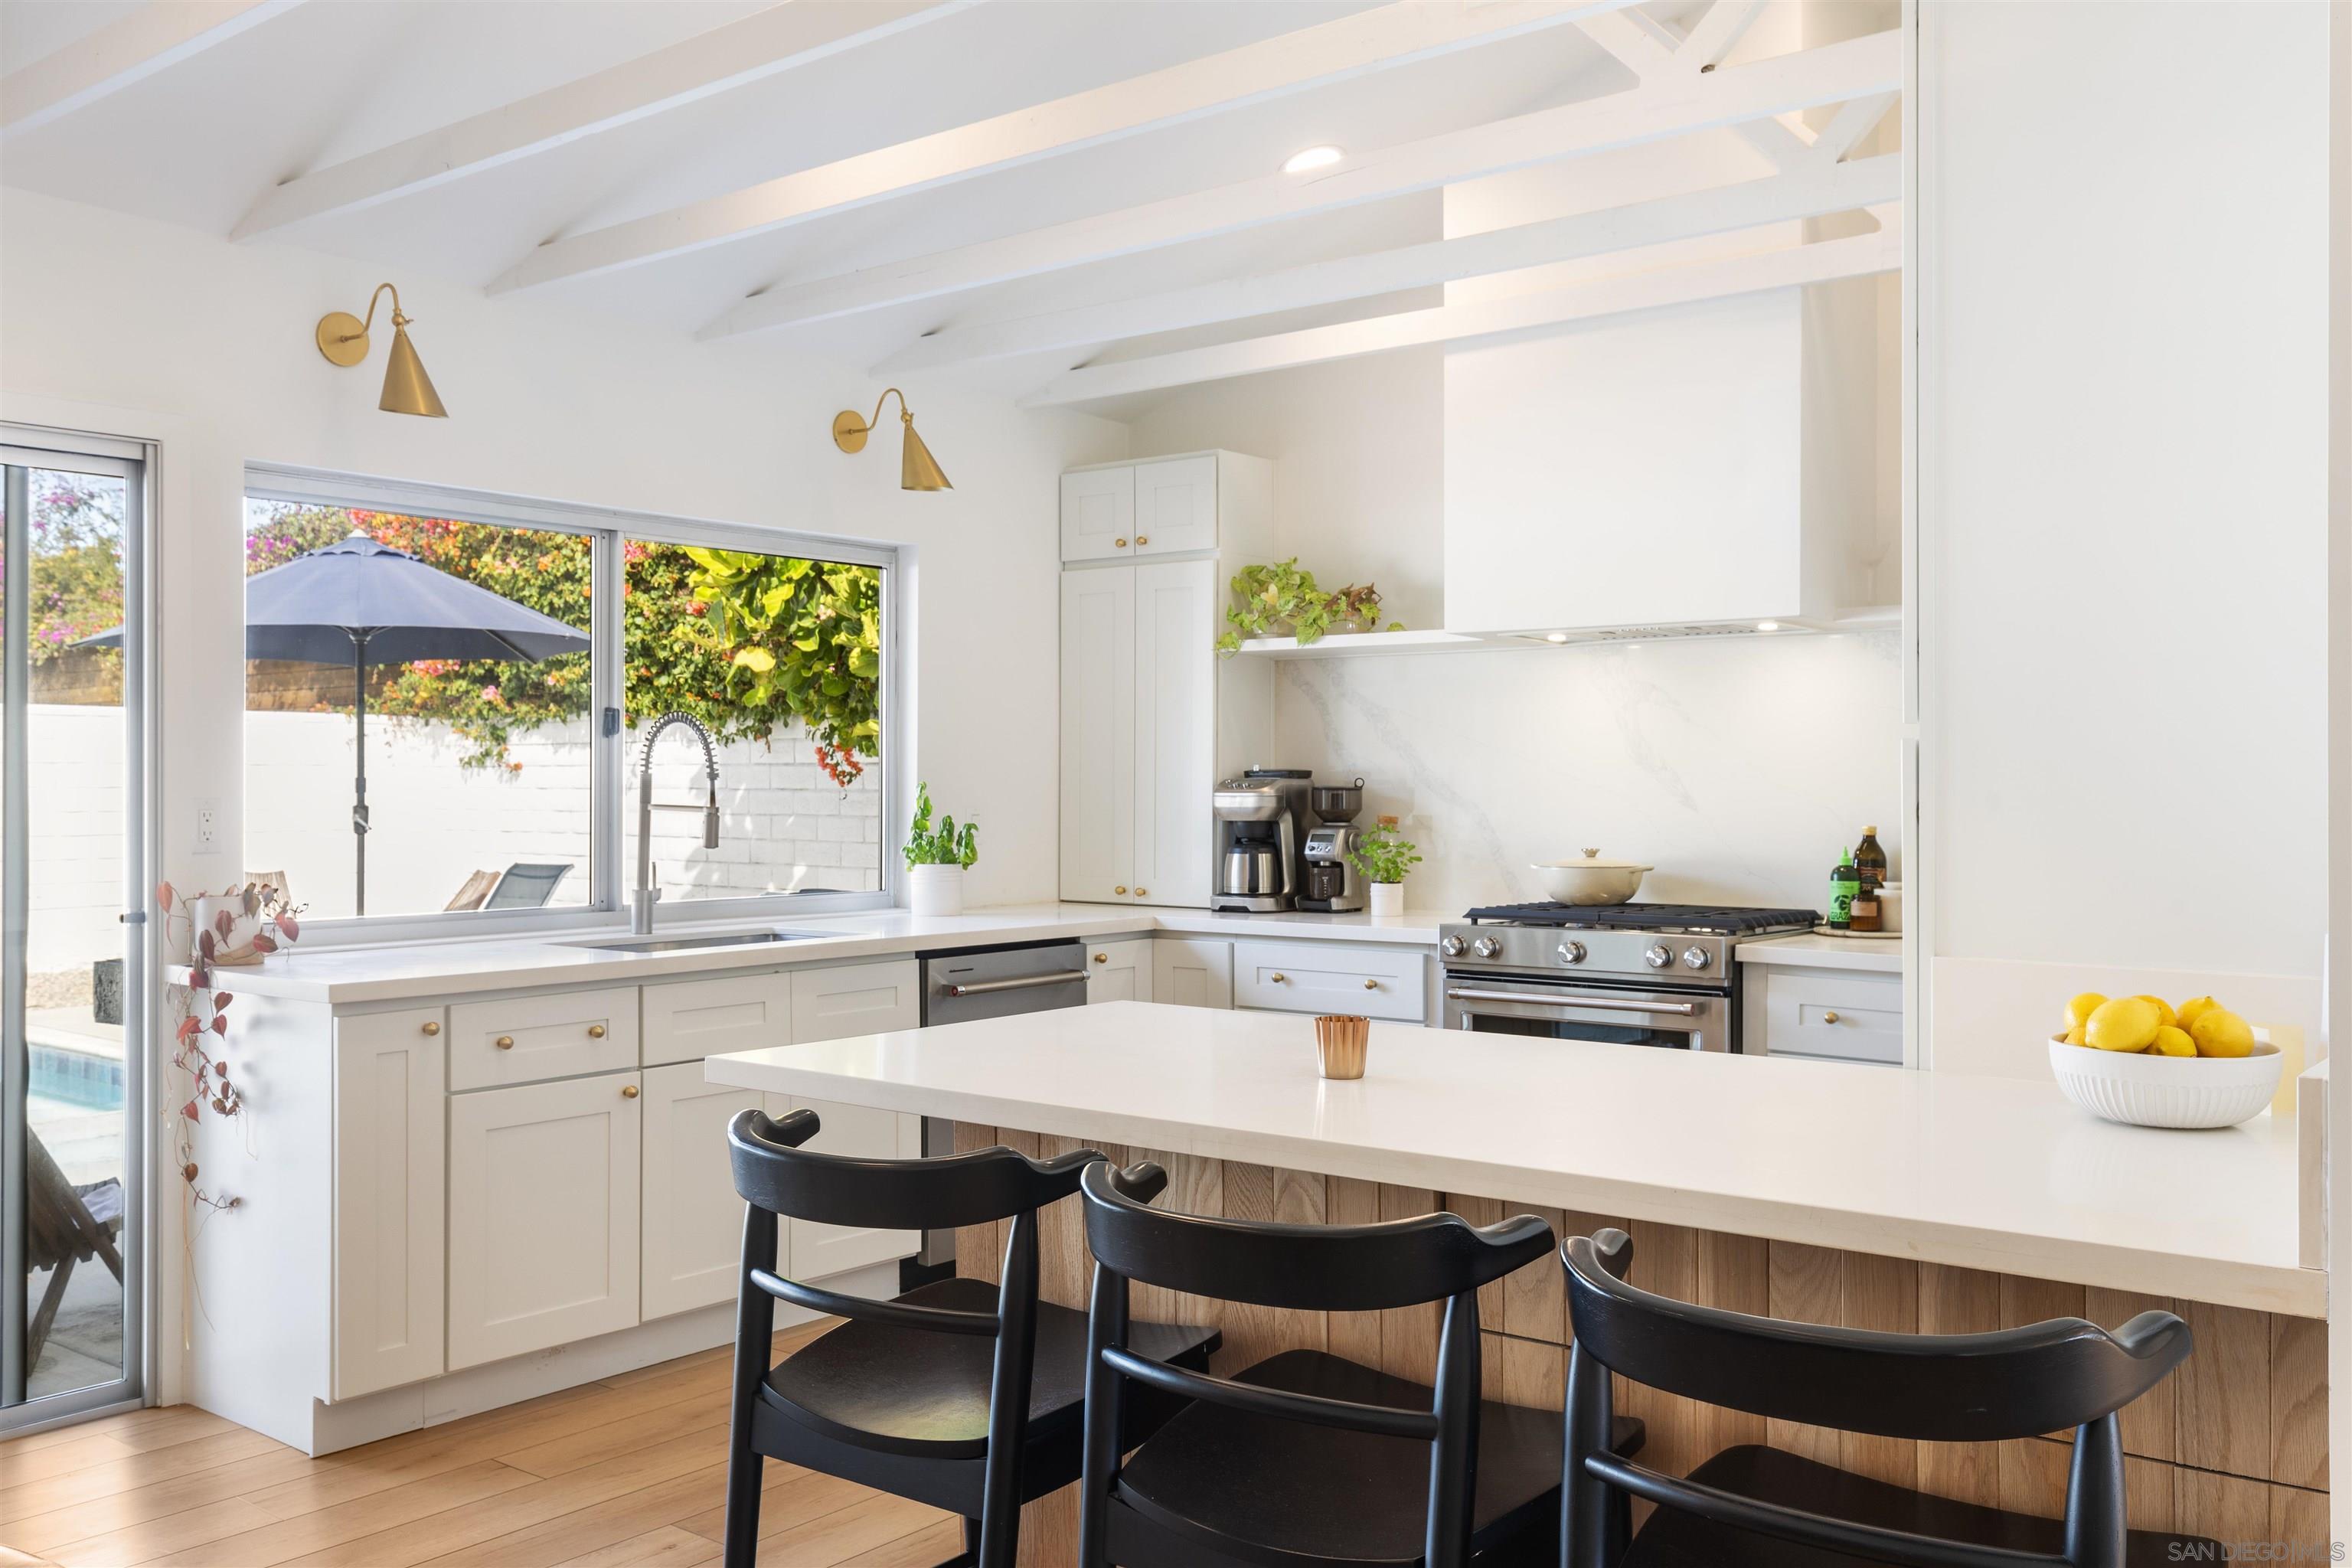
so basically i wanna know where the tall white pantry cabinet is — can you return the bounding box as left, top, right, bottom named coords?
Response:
left=1058, top=450, right=1275, bottom=909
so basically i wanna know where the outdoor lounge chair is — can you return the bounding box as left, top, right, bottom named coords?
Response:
left=26, top=1131, right=124, bottom=1373
left=446, top=861, right=573, bottom=912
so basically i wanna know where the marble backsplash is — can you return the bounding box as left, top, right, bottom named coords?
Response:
left=1270, top=629, right=1903, bottom=916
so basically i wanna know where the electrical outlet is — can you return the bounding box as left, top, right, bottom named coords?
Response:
left=194, top=798, right=222, bottom=855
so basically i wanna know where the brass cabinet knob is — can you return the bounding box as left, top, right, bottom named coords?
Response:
left=1363, top=978, right=1379, bottom=991
left=1114, top=537, right=1129, bottom=548
left=620, top=1083, right=639, bottom=1099
left=1133, top=887, right=1148, bottom=897
left=1115, top=885, right=1128, bottom=895
left=587, top=1024, right=606, bottom=1039
left=421, top=1021, right=441, bottom=1036
left=495, top=1034, right=514, bottom=1050
left=1135, top=534, right=1149, bottom=546
left=1093, top=952, right=1109, bottom=965
left=1823, top=1011, right=1841, bottom=1024
left=1270, top=973, right=1287, bottom=984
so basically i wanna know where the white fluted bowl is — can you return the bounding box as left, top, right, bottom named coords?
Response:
left=2046, top=1034, right=2281, bottom=1129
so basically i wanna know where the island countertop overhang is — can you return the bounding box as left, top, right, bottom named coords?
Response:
left=704, top=1000, right=2321, bottom=1319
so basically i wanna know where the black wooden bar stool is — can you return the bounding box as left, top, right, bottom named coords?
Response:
left=1559, top=1228, right=2223, bottom=1568
left=1073, top=1159, right=1648, bottom=1568
left=720, top=1109, right=1220, bottom=1568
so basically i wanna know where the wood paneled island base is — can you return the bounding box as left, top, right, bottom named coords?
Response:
left=952, top=1122, right=2330, bottom=1567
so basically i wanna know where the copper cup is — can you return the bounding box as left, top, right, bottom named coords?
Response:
left=1315, top=1014, right=1370, bottom=1080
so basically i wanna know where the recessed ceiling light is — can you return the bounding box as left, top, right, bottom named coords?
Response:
left=1282, top=145, right=1344, bottom=174
left=1544, top=632, right=1569, bottom=644
left=1755, top=620, right=1780, bottom=632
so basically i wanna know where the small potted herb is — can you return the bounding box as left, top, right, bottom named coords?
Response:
left=1349, top=815, right=1422, bottom=918
left=904, top=782, right=978, bottom=916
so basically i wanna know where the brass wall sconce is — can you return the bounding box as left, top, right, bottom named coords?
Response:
left=315, top=283, right=447, bottom=418
left=831, top=387, right=950, bottom=490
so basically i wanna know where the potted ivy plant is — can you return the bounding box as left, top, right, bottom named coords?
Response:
left=904, top=781, right=978, bottom=916
left=1348, top=815, right=1422, bottom=918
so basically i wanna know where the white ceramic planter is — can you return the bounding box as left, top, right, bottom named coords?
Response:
left=908, top=864, right=965, bottom=917
left=188, top=893, right=265, bottom=961
left=1367, top=882, right=1405, bottom=919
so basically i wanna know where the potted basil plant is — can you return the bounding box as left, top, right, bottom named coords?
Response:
left=1349, top=815, right=1423, bottom=918
left=905, top=782, right=978, bottom=916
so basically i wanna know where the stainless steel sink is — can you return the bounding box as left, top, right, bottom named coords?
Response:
left=564, top=929, right=833, bottom=956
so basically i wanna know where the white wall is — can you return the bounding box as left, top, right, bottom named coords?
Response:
left=1919, top=2, right=2332, bottom=1071
left=0, top=188, right=1127, bottom=919
left=1128, top=356, right=1905, bottom=913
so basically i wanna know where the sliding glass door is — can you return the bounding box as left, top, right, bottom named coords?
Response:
left=2, top=441, right=146, bottom=1428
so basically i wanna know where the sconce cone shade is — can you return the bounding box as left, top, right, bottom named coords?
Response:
left=379, top=321, right=447, bottom=418
left=899, top=420, right=951, bottom=491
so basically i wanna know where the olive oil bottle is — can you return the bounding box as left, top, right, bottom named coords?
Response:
left=1828, top=848, right=1860, bottom=931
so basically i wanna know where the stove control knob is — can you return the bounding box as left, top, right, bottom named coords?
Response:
left=1556, top=941, right=1586, bottom=965
left=1643, top=943, right=1673, bottom=970
left=1439, top=935, right=1466, bottom=959
left=1472, top=936, right=1504, bottom=961
left=1681, top=946, right=1712, bottom=972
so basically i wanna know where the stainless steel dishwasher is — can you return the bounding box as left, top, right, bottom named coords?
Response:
left=913, top=939, right=1089, bottom=1268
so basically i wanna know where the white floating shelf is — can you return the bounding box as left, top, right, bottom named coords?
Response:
left=1230, top=629, right=1491, bottom=658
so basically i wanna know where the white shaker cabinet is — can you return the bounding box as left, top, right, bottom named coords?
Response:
left=1059, top=449, right=1274, bottom=910
left=643, top=969, right=791, bottom=1068
left=1060, top=567, right=1138, bottom=903
left=1131, top=455, right=1218, bottom=557
left=1743, top=965, right=1903, bottom=1066
left=1085, top=939, right=1155, bottom=1004
left=330, top=1006, right=446, bottom=1400
left=1153, top=937, right=1233, bottom=1009
left=786, top=959, right=922, bottom=1279
left=1060, top=466, right=1136, bottom=562
left=447, top=1070, right=643, bottom=1370
left=640, top=1063, right=776, bottom=1321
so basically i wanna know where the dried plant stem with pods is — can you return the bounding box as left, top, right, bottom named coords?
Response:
left=155, top=880, right=302, bottom=1212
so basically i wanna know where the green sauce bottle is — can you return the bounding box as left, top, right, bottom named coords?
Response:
left=1828, top=848, right=1860, bottom=931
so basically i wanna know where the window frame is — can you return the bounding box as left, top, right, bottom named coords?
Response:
left=243, top=465, right=900, bottom=946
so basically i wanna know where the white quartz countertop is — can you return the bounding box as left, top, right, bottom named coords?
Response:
left=199, top=903, right=1448, bottom=1004
left=705, top=1001, right=2318, bottom=1318
left=1735, top=933, right=1904, bottom=973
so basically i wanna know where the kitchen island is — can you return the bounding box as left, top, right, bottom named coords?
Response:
left=707, top=1000, right=2327, bottom=1559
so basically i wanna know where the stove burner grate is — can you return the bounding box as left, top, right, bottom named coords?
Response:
left=1462, top=901, right=1819, bottom=936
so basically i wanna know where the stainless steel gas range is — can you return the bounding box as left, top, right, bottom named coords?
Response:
left=1438, top=903, right=1816, bottom=1051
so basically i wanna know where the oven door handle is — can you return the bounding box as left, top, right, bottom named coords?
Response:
left=940, top=970, right=1090, bottom=998
left=1444, top=986, right=1699, bottom=1018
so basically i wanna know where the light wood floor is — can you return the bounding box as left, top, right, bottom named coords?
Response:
left=0, top=1321, right=965, bottom=1568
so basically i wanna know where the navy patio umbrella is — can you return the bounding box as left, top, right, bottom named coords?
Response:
left=87, top=534, right=590, bottom=913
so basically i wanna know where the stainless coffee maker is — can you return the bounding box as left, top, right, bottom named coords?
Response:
left=1298, top=776, right=1367, bottom=913
left=1211, top=768, right=1312, bottom=912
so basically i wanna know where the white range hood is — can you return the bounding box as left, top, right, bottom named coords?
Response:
left=1442, top=282, right=1891, bottom=641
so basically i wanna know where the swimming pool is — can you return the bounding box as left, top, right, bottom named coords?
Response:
left=28, top=1043, right=125, bottom=1122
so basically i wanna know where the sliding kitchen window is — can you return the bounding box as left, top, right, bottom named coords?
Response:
left=242, top=468, right=898, bottom=940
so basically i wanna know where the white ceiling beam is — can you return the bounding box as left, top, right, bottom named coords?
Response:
left=1021, top=221, right=1901, bottom=406
left=488, top=0, right=1635, bottom=294
left=2, top=0, right=302, bottom=139
left=1577, top=5, right=1815, bottom=169
left=877, top=152, right=1899, bottom=372
left=1674, top=0, right=1770, bottom=71
left=700, top=26, right=1903, bottom=341
left=1812, top=91, right=1898, bottom=163
left=231, top=0, right=966, bottom=240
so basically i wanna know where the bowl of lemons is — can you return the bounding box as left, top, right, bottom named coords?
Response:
left=2047, top=993, right=2281, bottom=1129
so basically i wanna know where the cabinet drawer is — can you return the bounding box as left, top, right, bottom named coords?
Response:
left=1753, top=967, right=1903, bottom=1064
left=449, top=986, right=639, bottom=1090
left=790, top=959, right=920, bottom=1041
left=642, top=970, right=792, bottom=1067
left=1233, top=940, right=1425, bottom=1022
